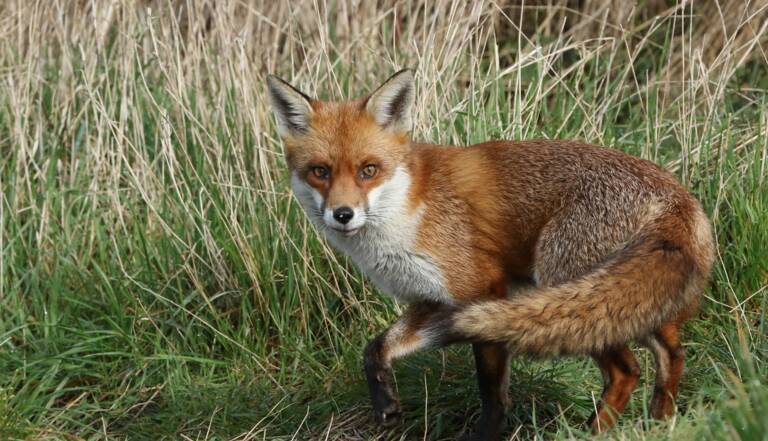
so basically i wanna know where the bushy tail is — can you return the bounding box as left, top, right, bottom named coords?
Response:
left=451, top=201, right=714, bottom=356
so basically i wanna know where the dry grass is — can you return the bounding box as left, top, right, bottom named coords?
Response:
left=1, top=0, right=767, bottom=439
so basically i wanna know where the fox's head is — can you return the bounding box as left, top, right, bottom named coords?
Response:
left=267, top=70, right=415, bottom=237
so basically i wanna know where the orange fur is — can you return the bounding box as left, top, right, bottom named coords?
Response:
left=589, top=346, right=641, bottom=432
left=284, top=101, right=411, bottom=212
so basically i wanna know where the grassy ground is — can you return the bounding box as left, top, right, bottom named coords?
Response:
left=1, top=1, right=767, bottom=440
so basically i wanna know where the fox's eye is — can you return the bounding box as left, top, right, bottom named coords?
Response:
left=360, top=164, right=378, bottom=179
left=311, top=166, right=330, bottom=180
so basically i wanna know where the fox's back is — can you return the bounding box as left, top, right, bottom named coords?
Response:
left=409, top=140, right=696, bottom=299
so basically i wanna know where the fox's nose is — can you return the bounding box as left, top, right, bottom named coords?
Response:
left=333, top=207, right=354, bottom=224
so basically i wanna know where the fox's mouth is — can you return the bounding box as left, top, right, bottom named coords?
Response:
left=331, top=226, right=361, bottom=237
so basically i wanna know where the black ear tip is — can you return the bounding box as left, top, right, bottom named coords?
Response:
left=266, top=74, right=282, bottom=88
left=393, top=68, right=414, bottom=79
left=266, top=75, right=313, bottom=103
left=267, top=74, right=294, bottom=88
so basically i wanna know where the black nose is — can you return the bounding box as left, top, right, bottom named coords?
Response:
left=333, top=207, right=354, bottom=224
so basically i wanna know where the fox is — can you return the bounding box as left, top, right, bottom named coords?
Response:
left=266, top=69, right=715, bottom=440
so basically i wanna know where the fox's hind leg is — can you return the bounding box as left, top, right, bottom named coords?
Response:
left=363, top=301, right=454, bottom=428
left=643, top=320, right=685, bottom=419
left=588, top=345, right=641, bottom=433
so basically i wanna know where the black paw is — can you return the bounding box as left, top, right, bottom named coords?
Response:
left=373, top=400, right=401, bottom=428
left=456, top=417, right=503, bottom=441
left=457, top=432, right=492, bottom=441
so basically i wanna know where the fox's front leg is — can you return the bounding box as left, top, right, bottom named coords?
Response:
left=460, top=342, right=510, bottom=441
left=364, top=301, right=454, bottom=427
left=363, top=332, right=402, bottom=427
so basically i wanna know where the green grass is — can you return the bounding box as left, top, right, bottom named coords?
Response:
left=1, top=1, right=767, bottom=440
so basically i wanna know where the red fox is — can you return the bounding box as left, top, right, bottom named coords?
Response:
left=267, top=69, right=715, bottom=440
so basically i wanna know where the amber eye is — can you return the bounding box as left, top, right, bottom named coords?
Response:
left=360, top=164, right=378, bottom=179
left=311, top=166, right=330, bottom=180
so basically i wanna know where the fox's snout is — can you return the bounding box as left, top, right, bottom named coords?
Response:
left=321, top=198, right=368, bottom=235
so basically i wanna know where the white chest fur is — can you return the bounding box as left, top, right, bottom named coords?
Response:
left=325, top=210, right=450, bottom=303
left=291, top=167, right=452, bottom=304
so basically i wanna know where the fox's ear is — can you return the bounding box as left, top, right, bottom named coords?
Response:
left=266, top=75, right=314, bottom=138
left=365, top=69, right=414, bottom=132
